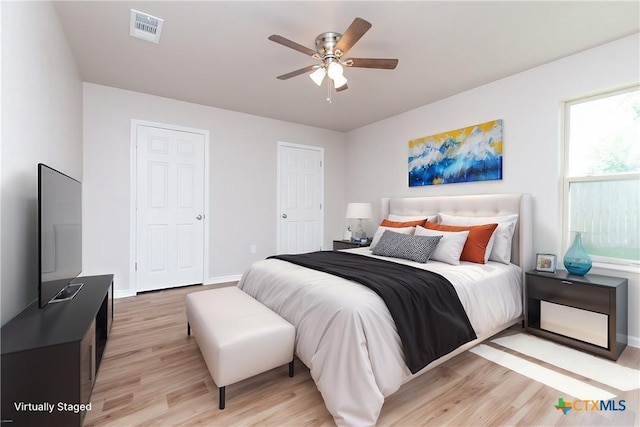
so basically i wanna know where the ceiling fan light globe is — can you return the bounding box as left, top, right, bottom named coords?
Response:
left=327, top=62, right=344, bottom=79
left=333, top=74, right=348, bottom=89
left=309, top=68, right=326, bottom=86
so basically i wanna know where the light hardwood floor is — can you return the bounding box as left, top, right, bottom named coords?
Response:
left=84, top=284, right=639, bottom=426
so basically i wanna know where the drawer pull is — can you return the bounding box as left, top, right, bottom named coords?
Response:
left=561, top=280, right=573, bottom=285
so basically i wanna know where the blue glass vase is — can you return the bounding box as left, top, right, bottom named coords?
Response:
left=563, top=232, right=592, bottom=276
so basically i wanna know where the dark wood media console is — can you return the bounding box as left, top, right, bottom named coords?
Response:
left=1, top=274, right=113, bottom=426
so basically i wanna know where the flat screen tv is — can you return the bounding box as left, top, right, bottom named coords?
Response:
left=38, top=163, right=83, bottom=308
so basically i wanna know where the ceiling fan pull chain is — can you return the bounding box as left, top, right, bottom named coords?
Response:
left=326, top=78, right=332, bottom=103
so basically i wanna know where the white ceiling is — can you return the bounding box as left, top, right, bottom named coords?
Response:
left=53, top=1, right=639, bottom=132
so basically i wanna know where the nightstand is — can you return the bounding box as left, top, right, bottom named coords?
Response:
left=525, top=270, right=628, bottom=360
left=333, top=239, right=371, bottom=250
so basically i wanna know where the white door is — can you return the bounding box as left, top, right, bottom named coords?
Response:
left=277, top=142, right=323, bottom=254
left=135, top=125, right=205, bottom=292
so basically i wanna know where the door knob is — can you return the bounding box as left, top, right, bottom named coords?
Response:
left=196, top=214, right=203, bottom=220
left=281, top=214, right=287, bottom=219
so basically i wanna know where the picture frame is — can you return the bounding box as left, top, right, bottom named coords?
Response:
left=408, top=119, right=503, bottom=187
left=536, top=253, right=557, bottom=273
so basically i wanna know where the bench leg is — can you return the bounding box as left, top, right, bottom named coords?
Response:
left=289, top=360, right=294, bottom=377
left=187, top=322, right=191, bottom=336
left=219, top=386, right=225, bottom=410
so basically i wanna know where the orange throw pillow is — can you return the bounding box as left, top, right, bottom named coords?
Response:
left=424, top=222, right=498, bottom=264
left=380, top=219, right=427, bottom=228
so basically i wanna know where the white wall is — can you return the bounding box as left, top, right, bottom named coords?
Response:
left=345, top=34, right=640, bottom=346
left=82, top=83, right=346, bottom=296
left=0, top=1, right=83, bottom=326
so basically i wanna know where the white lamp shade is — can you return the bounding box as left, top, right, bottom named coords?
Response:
left=327, top=62, right=344, bottom=80
left=332, top=74, right=348, bottom=89
left=345, top=203, right=372, bottom=219
left=309, top=67, right=326, bottom=86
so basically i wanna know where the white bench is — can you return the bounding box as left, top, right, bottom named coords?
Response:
left=185, top=286, right=295, bottom=409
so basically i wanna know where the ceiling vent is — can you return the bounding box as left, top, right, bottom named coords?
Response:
left=129, top=9, right=164, bottom=44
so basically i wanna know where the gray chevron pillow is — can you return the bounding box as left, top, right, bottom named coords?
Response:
left=371, top=230, right=442, bottom=263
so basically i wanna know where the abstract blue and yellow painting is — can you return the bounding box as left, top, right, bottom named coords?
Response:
left=408, top=119, right=503, bottom=187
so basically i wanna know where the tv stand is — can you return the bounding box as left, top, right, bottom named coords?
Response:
left=1, top=275, right=113, bottom=426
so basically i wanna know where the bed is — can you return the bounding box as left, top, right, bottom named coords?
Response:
left=238, top=193, right=533, bottom=426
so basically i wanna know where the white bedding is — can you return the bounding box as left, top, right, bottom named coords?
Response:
left=237, top=247, right=522, bottom=426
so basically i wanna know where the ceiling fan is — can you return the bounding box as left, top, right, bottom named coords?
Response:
left=268, top=17, right=399, bottom=100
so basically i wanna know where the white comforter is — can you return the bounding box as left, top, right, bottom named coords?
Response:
left=237, top=248, right=522, bottom=426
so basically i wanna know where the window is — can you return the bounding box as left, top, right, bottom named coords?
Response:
left=563, top=85, right=640, bottom=267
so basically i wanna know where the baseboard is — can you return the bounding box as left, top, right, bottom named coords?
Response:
left=628, top=335, right=640, bottom=348
left=115, top=289, right=136, bottom=299
left=113, top=275, right=242, bottom=299
left=206, top=274, right=242, bottom=285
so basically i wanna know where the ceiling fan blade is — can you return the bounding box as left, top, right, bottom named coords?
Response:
left=268, top=35, right=318, bottom=57
left=335, top=18, right=372, bottom=55
left=346, top=58, right=399, bottom=70
left=336, top=84, right=349, bottom=92
left=276, top=65, right=318, bottom=80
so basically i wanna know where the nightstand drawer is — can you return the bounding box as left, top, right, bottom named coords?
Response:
left=527, top=275, right=610, bottom=314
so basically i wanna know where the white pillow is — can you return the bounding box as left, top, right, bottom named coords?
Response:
left=369, top=226, right=415, bottom=249
left=415, top=226, right=469, bottom=265
left=388, top=213, right=438, bottom=222
left=437, top=213, right=518, bottom=264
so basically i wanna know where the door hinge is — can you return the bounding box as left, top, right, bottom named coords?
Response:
left=135, top=262, right=138, bottom=271
left=320, top=203, right=322, bottom=210
left=320, top=160, right=323, bottom=167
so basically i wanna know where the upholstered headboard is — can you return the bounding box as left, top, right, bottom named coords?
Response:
left=381, top=194, right=533, bottom=274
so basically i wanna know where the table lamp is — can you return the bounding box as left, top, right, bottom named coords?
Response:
left=345, top=202, right=373, bottom=241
